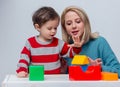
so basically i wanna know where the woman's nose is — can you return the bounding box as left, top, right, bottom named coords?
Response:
left=72, top=22, right=76, bottom=29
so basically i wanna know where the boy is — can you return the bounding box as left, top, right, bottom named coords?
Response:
left=16, top=6, right=83, bottom=77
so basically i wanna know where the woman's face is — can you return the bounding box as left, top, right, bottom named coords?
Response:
left=64, top=11, right=84, bottom=38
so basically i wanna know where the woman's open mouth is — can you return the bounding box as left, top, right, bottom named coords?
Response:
left=71, top=30, right=79, bottom=36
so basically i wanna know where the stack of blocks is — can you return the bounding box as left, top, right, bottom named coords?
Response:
left=29, top=65, right=44, bottom=81
left=69, top=55, right=118, bottom=81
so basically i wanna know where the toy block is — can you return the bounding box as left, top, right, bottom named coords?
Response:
left=72, top=55, right=89, bottom=65
left=29, top=65, right=44, bottom=81
left=69, top=65, right=101, bottom=80
left=101, top=72, right=118, bottom=80
left=81, top=64, right=88, bottom=72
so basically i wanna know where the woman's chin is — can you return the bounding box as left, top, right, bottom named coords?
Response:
left=71, top=34, right=79, bottom=37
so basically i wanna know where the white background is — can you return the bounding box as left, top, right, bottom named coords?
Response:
left=0, top=0, right=120, bottom=86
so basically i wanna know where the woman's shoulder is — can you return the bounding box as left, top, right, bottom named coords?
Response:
left=93, top=36, right=107, bottom=42
left=91, top=36, right=110, bottom=48
left=87, top=36, right=108, bottom=46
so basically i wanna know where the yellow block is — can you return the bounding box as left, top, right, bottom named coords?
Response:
left=101, top=72, right=118, bottom=80
left=72, top=55, right=89, bottom=65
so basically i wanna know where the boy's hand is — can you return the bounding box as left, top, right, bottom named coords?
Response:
left=17, top=71, right=28, bottom=78
left=68, top=36, right=84, bottom=47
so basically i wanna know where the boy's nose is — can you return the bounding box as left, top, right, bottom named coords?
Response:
left=51, top=29, right=56, bottom=33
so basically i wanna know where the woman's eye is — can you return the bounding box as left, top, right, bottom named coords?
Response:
left=76, top=20, right=81, bottom=23
left=76, top=18, right=82, bottom=23
left=66, top=22, right=71, bottom=25
left=77, top=21, right=80, bottom=23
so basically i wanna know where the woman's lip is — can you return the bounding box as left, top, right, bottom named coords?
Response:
left=71, top=30, right=79, bottom=35
left=72, top=30, right=79, bottom=33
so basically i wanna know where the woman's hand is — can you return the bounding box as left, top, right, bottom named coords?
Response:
left=68, top=36, right=84, bottom=47
left=88, top=57, right=102, bottom=66
left=17, top=71, right=28, bottom=78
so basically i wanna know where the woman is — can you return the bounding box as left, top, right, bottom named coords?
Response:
left=61, top=6, right=120, bottom=78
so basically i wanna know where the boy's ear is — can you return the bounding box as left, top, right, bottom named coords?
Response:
left=34, top=24, right=40, bottom=30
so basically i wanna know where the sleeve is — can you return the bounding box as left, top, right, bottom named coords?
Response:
left=98, top=37, right=120, bottom=78
left=59, top=39, right=81, bottom=58
left=16, top=40, right=31, bottom=73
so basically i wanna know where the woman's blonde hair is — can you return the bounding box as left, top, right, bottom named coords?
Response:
left=61, top=6, right=99, bottom=43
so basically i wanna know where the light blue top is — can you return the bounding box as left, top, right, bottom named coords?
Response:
left=65, top=36, right=120, bottom=78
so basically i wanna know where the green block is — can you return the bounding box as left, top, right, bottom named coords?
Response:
left=29, top=65, right=44, bottom=81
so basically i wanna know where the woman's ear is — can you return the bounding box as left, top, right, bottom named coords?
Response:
left=34, top=24, right=40, bottom=31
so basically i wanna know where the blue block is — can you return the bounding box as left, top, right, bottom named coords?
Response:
left=81, top=65, right=88, bottom=72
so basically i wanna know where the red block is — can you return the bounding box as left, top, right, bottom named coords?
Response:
left=69, top=65, right=101, bottom=80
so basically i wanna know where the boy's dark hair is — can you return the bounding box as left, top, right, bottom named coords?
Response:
left=32, top=6, right=60, bottom=27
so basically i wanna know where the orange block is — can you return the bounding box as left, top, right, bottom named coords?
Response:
left=69, top=65, right=101, bottom=80
left=101, top=72, right=118, bottom=80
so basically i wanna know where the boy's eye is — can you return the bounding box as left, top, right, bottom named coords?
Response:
left=54, top=28, right=57, bottom=30
left=47, top=27, right=52, bottom=30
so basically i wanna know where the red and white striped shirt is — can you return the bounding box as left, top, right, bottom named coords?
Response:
left=16, top=36, right=81, bottom=74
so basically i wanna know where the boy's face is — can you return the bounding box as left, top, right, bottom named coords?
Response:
left=38, top=19, right=59, bottom=42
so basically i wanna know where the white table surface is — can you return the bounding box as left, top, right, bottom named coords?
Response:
left=2, top=74, right=120, bottom=87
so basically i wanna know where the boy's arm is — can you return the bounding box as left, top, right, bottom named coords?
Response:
left=72, top=47, right=81, bottom=54
left=60, top=42, right=82, bottom=58
left=16, top=40, right=31, bottom=77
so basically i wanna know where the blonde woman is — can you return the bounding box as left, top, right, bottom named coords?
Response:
left=61, top=6, right=120, bottom=78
